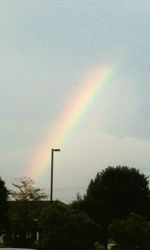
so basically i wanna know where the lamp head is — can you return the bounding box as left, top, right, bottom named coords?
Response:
left=52, top=148, right=61, bottom=152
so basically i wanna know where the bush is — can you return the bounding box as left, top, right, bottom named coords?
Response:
left=38, top=202, right=102, bottom=250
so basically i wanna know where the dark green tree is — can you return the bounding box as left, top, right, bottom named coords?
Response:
left=108, top=213, right=150, bottom=250
left=39, top=202, right=102, bottom=250
left=81, top=166, right=149, bottom=220
left=71, top=166, right=150, bottom=245
left=0, top=177, right=8, bottom=232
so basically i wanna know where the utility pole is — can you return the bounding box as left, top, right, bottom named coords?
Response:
left=50, top=148, right=60, bottom=203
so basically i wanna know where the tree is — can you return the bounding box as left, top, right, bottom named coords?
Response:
left=108, top=213, right=150, bottom=250
left=71, top=166, right=150, bottom=245
left=85, top=166, right=149, bottom=221
left=0, top=177, right=8, bottom=232
left=8, top=177, right=47, bottom=247
left=39, top=202, right=102, bottom=250
left=10, top=177, right=47, bottom=201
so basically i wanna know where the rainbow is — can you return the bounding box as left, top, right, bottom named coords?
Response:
left=26, top=64, right=116, bottom=179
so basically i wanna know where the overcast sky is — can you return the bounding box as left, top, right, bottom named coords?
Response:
left=0, top=0, right=150, bottom=203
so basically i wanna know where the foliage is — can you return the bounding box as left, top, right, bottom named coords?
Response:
left=0, top=177, right=9, bottom=232
left=8, top=177, right=47, bottom=247
left=8, top=201, right=37, bottom=244
left=71, top=192, right=85, bottom=210
left=10, top=177, right=47, bottom=201
left=74, top=166, right=149, bottom=222
left=108, top=213, right=150, bottom=250
left=39, top=202, right=102, bottom=250
left=71, top=166, right=150, bottom=245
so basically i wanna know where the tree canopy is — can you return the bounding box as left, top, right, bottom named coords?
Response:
left=71, top=166, right=150, bottom=246
left=0, top=177, right=8, bottom=232
left=7, top=177, right=47, bottom=246
left=108, top=213, right=150, bottom=250
left=10, top=177, right=47, bottom=201
left=39, top=202, right=102, bottom=250
left=72, top=166, right=150, bottom=227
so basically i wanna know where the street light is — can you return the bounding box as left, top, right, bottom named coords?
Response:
left=50, top=148, right=61, bottom=203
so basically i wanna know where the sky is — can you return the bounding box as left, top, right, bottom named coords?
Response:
left=0, top=0, right=150, bottom=203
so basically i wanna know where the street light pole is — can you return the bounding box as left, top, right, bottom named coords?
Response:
left=50, top=148, right=60, bottom=203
